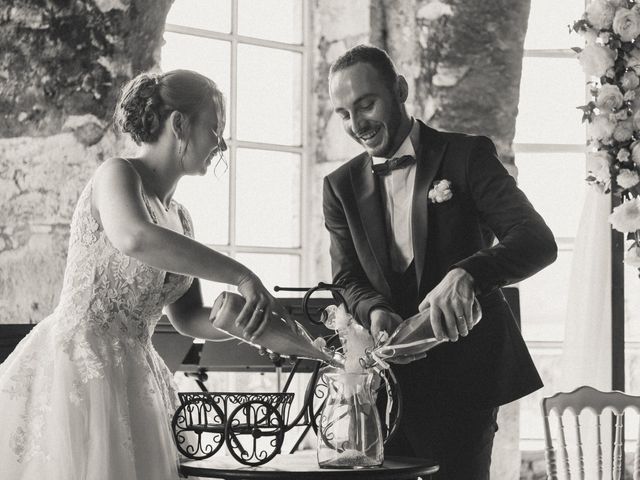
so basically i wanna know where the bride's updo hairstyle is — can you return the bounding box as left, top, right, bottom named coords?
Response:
left=114, top=69, right=225, bottom=145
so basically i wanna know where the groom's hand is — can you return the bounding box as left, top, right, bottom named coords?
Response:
left=369, top=308, right=403, bottom=343
left=419, top=268, right=476, bottom=342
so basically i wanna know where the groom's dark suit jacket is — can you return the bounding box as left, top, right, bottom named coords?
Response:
left=323, top=122, right=557, bottom=435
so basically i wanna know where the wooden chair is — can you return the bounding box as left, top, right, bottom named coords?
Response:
left=541, top=385, right=640, bottom=480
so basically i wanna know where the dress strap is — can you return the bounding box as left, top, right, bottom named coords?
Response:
left=139, top=189, right=159, bottom=224
left=120, top=158, right=159, bottom=225
left=175, top=202, right=193, bottom=238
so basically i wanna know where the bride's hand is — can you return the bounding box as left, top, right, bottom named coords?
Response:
left=236, top=272, right=297, bottom=341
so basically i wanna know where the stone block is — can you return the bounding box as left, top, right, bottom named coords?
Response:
left=0, top=227, right=68, bottom=324
left=314, top=0, right=371, bottom=43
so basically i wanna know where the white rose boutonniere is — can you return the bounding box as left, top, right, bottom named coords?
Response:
left=428, top=179, right=453, bottom=204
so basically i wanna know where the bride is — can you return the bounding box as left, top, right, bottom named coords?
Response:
left=0, top=69, right=291, bottom=479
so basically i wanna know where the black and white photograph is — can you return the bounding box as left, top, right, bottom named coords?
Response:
left=1, top=1, right=640, bottom=479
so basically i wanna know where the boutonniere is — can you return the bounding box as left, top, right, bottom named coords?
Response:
left=428, top=179, right=453, bottom=204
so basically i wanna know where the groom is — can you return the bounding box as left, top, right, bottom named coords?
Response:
left=322, top=45, right=557, bottom=479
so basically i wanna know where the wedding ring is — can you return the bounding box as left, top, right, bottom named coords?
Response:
left=457, top=315, right=465, bottom=320
left=257, top=308, right=265, bottom=313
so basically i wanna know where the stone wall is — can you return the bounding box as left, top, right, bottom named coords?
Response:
left=0, top=0, right=171, bottom=323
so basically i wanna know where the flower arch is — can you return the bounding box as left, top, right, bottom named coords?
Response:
left=574, top=0, right=640, bottom=272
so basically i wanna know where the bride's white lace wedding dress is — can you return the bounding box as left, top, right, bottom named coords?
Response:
left=0, top=176, right=194, bottom=479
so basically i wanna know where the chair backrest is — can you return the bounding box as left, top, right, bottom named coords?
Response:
left=541, top=385, right=640, bottom=480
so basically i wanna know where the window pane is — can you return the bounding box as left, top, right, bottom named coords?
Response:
left=174, top=171, right=229, bottom=245
left=161, top=33, right=231, bottom=137
left=235, top=253, right=300, bottom=293
left=520, top=249, right=573, bottom=341
left=515, top=57, right=586, bottom=145
left=238, top=0, right=303, bottom=44
left=516, top=152, right=586, bottom=239
left=166, top=0, right=231, bottom=33
left=199, top=279, right=231, bottom=307
left=237, top=45, right=302, bottom=145
left=524, top=0, right=585, bottom=51
left=235, top=149, right=300, bottom=248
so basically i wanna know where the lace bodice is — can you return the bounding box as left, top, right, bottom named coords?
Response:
left=0, top=175, right=195, bottom=477
left=56, top=177, right=194, bottom=346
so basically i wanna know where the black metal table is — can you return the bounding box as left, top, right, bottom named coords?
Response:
left=179, top=451, right=439, bottom=479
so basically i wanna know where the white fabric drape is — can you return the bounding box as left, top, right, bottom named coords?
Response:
left=560, top=186, right=612, bottom=391
left=558, top=186, right=612, bottom=478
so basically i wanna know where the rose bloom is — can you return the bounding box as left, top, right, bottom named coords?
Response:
left=632, top=89, right=640, bottom=110
left=613, top=119, right=634, bottom=142
left=587, top=0, right=617, bottom=30
left=632, top=142, right=640, bottom=164
left=624, top=90, right=636, bottom=102
left=588, top=114, right=616, bottom=142
left=617, top=168, right=640, bottom=189
left=618, top=148, right=631, bottom=162
left=632, top=109, right=640, bottom=132
left=587, top=151, right=612, bottom=183
left=627, top=49, right=640, bottom=74
left=579, top=44, right=617, bottom=77
left=625, top=243, right=640, bottom=268
left=622, top=71, right=640, bottom=91
left=609, top=197, right=640, bottom=233
left=613, top=8, right=640, bottom=42
left=597, top=84, right=624, bottom=110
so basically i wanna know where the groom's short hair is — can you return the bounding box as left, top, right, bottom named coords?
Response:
left=329, top=44, right=399, bottom=91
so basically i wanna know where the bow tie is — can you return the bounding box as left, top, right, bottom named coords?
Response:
left=372, top=155, right=415, bottom=176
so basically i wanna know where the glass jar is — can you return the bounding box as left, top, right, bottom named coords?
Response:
left=317, top=368, right=384, bottom=468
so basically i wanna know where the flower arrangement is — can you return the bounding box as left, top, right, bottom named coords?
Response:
left=573, top=0, right=640, bottom=271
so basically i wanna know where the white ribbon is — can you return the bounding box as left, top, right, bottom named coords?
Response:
left=367, top=338, right=436, bottom=369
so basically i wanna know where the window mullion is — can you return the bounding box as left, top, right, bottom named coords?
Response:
left=229, top=0, right=239, bottom=258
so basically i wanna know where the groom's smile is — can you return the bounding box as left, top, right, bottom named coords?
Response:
left=329, top=62, right=408, bottom=158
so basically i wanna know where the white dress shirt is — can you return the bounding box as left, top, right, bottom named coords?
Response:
left=371, top=119, right=420, bottom=273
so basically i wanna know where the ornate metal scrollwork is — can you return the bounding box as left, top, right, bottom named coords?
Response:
left=171, top=392, right=294, bottom=466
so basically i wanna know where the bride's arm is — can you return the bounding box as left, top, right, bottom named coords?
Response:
left=93, top=158, right=250, bottom=285
left=164, top=279, right=229, bottom=340
left=93, top=158, right=287, bottom=338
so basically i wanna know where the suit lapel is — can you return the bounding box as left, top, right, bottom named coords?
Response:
left=412, top=122, right=448, bottom=291
left=350, top=155, right=391, bottom=294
